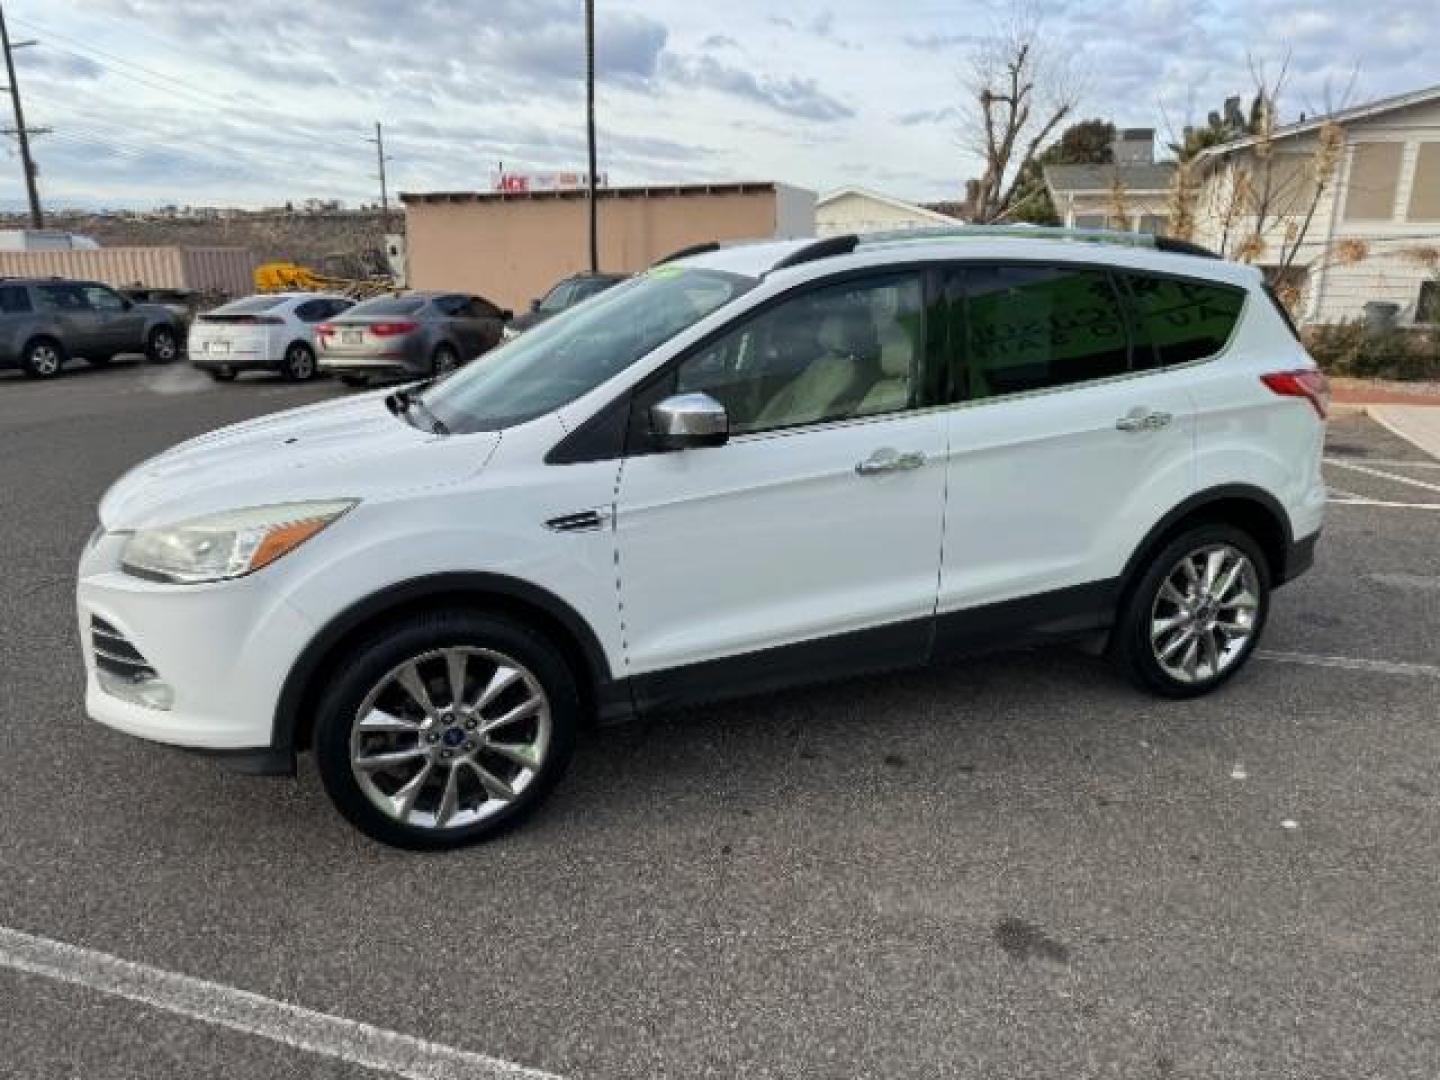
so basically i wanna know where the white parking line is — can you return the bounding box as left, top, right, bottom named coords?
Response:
left=1324, top=458, right=1440, bottom=496
left=1327, top=498, right=1440, bottom=511
left=1256, top=650, right=1440, bottom=679
left=1326, top=456, right=1440, bottom=471
left=0, top=926, right=563, bottom=1080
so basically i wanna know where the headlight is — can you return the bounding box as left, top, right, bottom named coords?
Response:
left=120, top=500, right=355, bottom=584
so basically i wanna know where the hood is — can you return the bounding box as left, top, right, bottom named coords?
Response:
left=100, top=390, right=500, bottom=529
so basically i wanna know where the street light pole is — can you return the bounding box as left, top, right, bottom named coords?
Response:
left=585, top=0, right=598, bottom=272
left=367, top=121, right=391, bottom=231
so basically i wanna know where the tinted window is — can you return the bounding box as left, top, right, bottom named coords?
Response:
left=82, top=285, right=126, bottom=312
left=471, top=296, right=503, bottom=319
left=294, top=299, right=330, bottom=322
left=420, top=267, right=754, bottom=434
left=347, top=296, right=426, bottom=318
left=210, top=296, right=285, bottom=316
left=0, top=285, right=31, bottom=313
left=675, top=273, right=924, bottom=435
left=570, top=277, right=616, bottom=301
left=36, top=284, right=91, bottom=312
left=1122, top=273, right=1245, bottom=366
left=958, top=265, right=1130, bottom=400
left=537, top=282, right=575, bottom=312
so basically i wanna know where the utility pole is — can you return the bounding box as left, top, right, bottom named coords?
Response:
left=0, top=2, right=45, bottom=228
left=366, top=121, right=391, bottom=231
left=584, top=0, right=598, bottom=272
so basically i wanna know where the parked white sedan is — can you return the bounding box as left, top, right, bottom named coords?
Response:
left=189, top=292, right=355, bottom=382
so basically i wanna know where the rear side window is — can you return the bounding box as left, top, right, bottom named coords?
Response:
left=957, top=265, right=1131, bottom=400
left=36, top=284, right=91, bottom=312
left=1120, top=273, right=1246, bottom=365
left=347, top=296, right=425, bottom=318
left=0, top=285, right=31, bottom=313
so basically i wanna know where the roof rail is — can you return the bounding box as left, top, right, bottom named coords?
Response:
left=1153, top=236, right=1220, bottom=259
left=855, top=224, right=1223, bottom=259
left=768, top=234, right=858, bottom=274
left=652, top=241, right=720, bottom=266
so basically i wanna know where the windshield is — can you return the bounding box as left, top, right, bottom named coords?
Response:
left=210, top=296, right=284, bottom=315
left=420, top=267, right=754, bottom=434
left=537, top=282, right=573, bottom=313
left=347, top=296, right=426, bottom=317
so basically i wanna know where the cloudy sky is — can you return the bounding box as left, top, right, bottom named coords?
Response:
left=2, top=0, right=1436, bottom=210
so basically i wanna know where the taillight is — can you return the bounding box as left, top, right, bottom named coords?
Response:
left=369, top=321, right=418, bottom=337
left=316, top=323, right=335, bottom=335
left=1261, top=369, right=1331, bottom=419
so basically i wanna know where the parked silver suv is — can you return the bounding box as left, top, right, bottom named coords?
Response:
left=0, top=278, right=183, bottom=378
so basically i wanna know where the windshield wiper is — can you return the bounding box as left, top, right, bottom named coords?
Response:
left=386, top=388, right=449, bottom=436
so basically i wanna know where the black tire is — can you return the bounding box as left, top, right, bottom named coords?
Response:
left=20, top=337, right=65, bottom=378
left=431, top=343, right=459, bottom=376
left=145, top=325, right=180, bottom=364
left=207, top=367, right=237, bottom=382
left=313, top=610, right=580, bottom=850
left=280, top=341, right=318, bottom=381
left=1110, top=523, right=1271, bottom=699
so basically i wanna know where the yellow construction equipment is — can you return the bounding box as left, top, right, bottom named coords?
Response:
left=253, top=260, right=396, bottom=298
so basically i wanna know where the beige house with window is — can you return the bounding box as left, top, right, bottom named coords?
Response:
left=1192, top=84, right=1440, bottom=325
left=1043, top=130, right=1176, bottom=235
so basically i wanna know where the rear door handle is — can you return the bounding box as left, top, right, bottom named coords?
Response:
left=1116, top=408, right=1173, bottom=432
left=856, top=448, right=927, bottom=475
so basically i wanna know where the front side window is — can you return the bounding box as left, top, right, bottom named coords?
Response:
left=957, top=265, right=1131, bottom=401
left=82, top=285, right=126, bottom=312
left=36, top=284, right=91, bottom=312
left=1121, top=273, right=1245, bottom=366
left=420, top=266, right=755, bottom=434
left=674, top=273, right=925, bottom=435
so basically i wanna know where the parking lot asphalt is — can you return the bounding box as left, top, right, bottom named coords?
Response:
left=2, top=362, right=1438, bottom=1079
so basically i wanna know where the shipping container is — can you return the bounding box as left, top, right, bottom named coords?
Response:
left=0, top=246, right=255, bottom=298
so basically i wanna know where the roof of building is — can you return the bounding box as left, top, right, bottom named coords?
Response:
left=1197, top=82, right=1440, bottom=159
left=399, top=182, right=786, bottom=205
left=1043, top=162, right=1177, bottom=194
left=816, top=186, right=963, bottom=224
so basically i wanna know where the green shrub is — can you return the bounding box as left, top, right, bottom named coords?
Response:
left=1303, top=321, right=1440, bottom=381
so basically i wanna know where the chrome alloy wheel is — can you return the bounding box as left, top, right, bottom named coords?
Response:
left=1150, top=543, right=1261, bottom=684
left=349, top=647, right=552, bottom=830
left=29, top=343, right=62, bottom=375
left=151, top=329, right=178, bottom=360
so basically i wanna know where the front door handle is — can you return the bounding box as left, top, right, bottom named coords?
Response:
left=1116, top=408, right=1174, bottom=433
left=855, top=448, right=927, bottom=475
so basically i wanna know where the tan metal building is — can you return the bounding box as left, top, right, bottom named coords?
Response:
left=0, top=246, right=255, bottom=296
left=400, top=182, right=815, bottom=311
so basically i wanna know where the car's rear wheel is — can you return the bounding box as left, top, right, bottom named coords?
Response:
left=313, top=610, right=579, bottom=849
left=432, top=343, right=459, bottom=376
left=145, top=326, right=180, bottom=364
left=20, top=338, right=65, bottom=378
left=1111, top=523, right=1270, bottom=698
left=281, top=341, right=317, bottom=381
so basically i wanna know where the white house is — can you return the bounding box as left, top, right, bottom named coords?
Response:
left=815, top=187, right=961, bottom=236
left=1043, top=129, right=1176, bottom=235
left=1192, top=84, right=1440, bottom=325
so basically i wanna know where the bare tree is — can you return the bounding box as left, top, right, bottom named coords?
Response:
left=962, top=5, right=1081, bottom=223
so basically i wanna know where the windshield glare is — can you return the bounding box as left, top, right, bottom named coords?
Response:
left=420, top=267, right=754, bottom=434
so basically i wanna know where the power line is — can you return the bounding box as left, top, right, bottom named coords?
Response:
left=0, top=1, right=44, bottom=226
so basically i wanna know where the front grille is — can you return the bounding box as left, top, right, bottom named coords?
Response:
left=90, top=616, right=158, bottom=683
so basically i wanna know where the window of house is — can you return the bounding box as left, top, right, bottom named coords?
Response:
left=674, top=273, right=925, bottom=434
left=1136, top=215, right=1166, bottom=235
left=1418, top=281, right=1440, bottom=324
left=1073, top=214, right=1106, bottom=230
left=1344, top=142, right=1403, bottom=221
left=1407, top=143, right=1440, bottom=222
left=955, top=265, right=1131, bottom=400
left=1121, top=273, right=1246, bottom=366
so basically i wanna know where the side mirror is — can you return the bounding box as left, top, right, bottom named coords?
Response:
left=529, top=298, right=541, bottom=312
left=650, top=392, right=729, bottom=451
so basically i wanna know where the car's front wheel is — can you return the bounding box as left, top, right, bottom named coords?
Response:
left=1110, top=524, right=1270, bottom=698
left=280, top=342, right=317, bottom=381
left=432, top=343, right=459, bottom=376
left=313, top=611, right=579, bottom=849
left=145, top=326, right=180, bottom=364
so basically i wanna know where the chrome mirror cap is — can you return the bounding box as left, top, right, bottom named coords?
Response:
left=650, top=392, right=729, bottom=450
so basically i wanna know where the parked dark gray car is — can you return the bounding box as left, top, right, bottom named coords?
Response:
left=504, top=272, right=627, bottom=337
left=0, top=278, right=183, bottom=378
left=316, top=290, right=511, bottom=386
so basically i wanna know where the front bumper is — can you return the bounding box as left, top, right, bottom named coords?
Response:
left=78, top=531, right=315, bottom=766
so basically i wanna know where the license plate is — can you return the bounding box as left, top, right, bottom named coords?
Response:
left=208, top=341, right=229, bottom=355
left=342, top=330, right=362, bottom=345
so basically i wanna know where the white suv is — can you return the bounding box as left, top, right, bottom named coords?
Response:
left=78, top=228, right=1328, bottom=848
